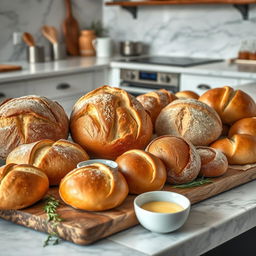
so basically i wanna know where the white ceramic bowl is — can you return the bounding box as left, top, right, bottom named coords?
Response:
left=77, top=159, right=118, bottom=170
left=134, top=191, right=191, bottom=233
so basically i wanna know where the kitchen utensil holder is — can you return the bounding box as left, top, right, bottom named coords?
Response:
left=26, top=46, right=45, bottom=63
left=50, top=43, right=66, bottom=60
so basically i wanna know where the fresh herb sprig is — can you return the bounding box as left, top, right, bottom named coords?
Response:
left=173, top=177, right=213, bottom=188
left=43, top=195, right=63, bottom=247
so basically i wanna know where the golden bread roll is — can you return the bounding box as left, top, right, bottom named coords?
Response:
left=228, top=117, right=256, bottom=137
left=136, top=89, right=177, bottom=125
left=199, top=86, right=256, bottom=124
left=0, top=95, right=69, bottom=160
left=196, top=146, right=228, bottom=177
left=155, top=99, right=222, bottom=146
left=0, top=163, right=49, bottom=210
left=210, top=134, right=256, bottom=165
left=6, top=139, right=89, bottom=185
left=175, top=90, right=199, bottom=100
left=116, top=149, right=167, bottom=194
left=70, top=85, right=153, bottom=159
left=59, top=163, right=128, bottom=211
left=146, top=135, right=201, bottom=184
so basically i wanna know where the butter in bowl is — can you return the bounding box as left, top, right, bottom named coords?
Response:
left=134, top=191, right=190, bottom=233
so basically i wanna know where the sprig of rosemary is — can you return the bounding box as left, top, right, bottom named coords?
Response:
left=43, top=195, right=63, bottom=247
left=172, top=177, right=213, bottom=188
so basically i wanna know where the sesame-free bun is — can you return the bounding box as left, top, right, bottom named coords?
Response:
left=6, top=139, right=89, bottom=185
left=0, top=95, right=69, bottom=160
left=146, top=135, right=201, bottom=184
left=70, top=85, right=153, bottom=159
left=116, top=149, right=167, bottom=194
left=59, top=163, right=128, bottom=211
left=175, top=90, right=199, bottom=100
left=228, top=117, right=256, bottom=137
left=0, top=163, right=49, bottom=210
left=155, top=99, right=222, bottom=146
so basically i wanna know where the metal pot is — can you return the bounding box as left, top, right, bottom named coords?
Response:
left=120, top=41, right=143, bottom=56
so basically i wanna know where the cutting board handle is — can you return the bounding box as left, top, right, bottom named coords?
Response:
left=65, top=0, right=73, bottom=18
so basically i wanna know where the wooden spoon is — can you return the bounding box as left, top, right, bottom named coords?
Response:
left=22, top=32, right=35, bottom=47
left=41, top=25, right=58, bottom=45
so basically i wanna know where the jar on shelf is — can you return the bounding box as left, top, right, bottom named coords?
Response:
left=79, top=30, right=96, bottom=56
left=249, top=40, right=256, bottom=60
left=238, top=40, right=250, bottom=60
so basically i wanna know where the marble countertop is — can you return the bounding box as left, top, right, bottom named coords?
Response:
left=1, top=178, right=256, bottom=256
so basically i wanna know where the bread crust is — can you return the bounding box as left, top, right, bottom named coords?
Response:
left=146, top=135, right=201, bottom=184
left=175, top=90, right=199, bottom=100
left=0, top=163, right=49, bottom=210
left=116, top=149, right=167, bottom=194
left=70, top=85, right=153, bottom=159
left=59, top=163, right=129, bottom=211
left=228, top=117, right=256, bottom=137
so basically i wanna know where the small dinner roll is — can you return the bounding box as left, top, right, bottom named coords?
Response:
left=175, top=90, right=199, bottom=100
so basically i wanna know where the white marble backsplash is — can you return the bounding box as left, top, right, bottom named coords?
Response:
left=103, top=2, right=256, bottom=59
left=0, top=0, right=102, bottom=62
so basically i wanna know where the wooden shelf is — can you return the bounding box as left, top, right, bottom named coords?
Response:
left=105, top=1, right=255, bottom=19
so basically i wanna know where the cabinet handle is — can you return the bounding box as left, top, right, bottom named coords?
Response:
left=197, top=84, right=211, bottom=90
left=56, top=83, right=71, bottom=90
left=0, top=92, right=6, bottom=98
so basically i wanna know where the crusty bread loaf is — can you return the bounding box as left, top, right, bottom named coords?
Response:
left=116, top=149, right=167, bottom=194
left=199, top=86, right=256, bottom=124
left=210, top=134, right=256, bottom=165
left=0, top=95, right=69, bottom=160
left=70, top=85, right=153, bottom=159
left=228, top=117, right=256, bottom=137
left=175, top=90, right=199, bottom=100
left=146, top=135, right=201, bottom=184
left=196, top=146, right=228, bottom=177
left=59, top=163, right=129, bottom=211
left=136, top=89, right=177, bottom=125
left=6, top=139, right=89, bottom=185
left=155, top=99, right=222, bottom=146
left=0, top=163, right=49, bottom=210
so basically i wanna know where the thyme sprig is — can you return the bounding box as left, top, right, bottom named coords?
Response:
left=172, top=177, right=213, bottom=188
left=43, top=195, right=63, bottom=247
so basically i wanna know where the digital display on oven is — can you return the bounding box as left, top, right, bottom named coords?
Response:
left=139, top=71, right=157, bottom=81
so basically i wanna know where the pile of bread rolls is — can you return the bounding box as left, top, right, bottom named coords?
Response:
left=1, top=84, right=256, bottom=212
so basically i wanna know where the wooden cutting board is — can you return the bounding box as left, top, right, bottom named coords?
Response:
left=0, top=64, right=22, bottom=72
left=0, top=166, right=256, bottom=245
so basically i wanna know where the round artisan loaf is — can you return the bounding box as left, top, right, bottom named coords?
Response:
left=59, top=163, right=129, bottom=211
left=155, top=99, right=222, bottom=146
left=0, top=95, right=69, bottom=160
left=70, top=85, right=153, bottom=159
left=196, top=146, right=228, bottom=177
left=136, top=89, right=177, bottom=125
left=199, top=86, right=256, bottom=124
left=6, top=139, right=89, bottom=185
left=116, top=149, right=167, bottom=194
left=175, top=90, right=199, bottom=100
left=228, top=117, right=256, bottom=137
left=0, top=163, right=49, bottom=210
left=146, top=135, right=201, bottom=184
left=210, top=134, right=256, bottom=165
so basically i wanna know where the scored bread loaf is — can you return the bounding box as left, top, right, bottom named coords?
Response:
left=199, top=86, right=256, bottom=124
left=116, top=149, right=167, bottom=194
left=155, top=99, right=222, bottom=146
left=136, top=89, right=177, bottom=125
left=70, top=85, right=153, bottom=159
left=196, top=146, right=228, bottom=177
left=0, top=95, right=69, bottom=160
left=0, top=163, right=49, bottom=210
left=175, top=90, right=199, bottom=100
left=6, top=139, right=89, bottom=185
left=210, top=134, right=256, bottom=165
left=146, top=135, right=201, bottom=184
left=59, top=163, right=129, bottom=211
left=228, top=117, right=256, bottom=137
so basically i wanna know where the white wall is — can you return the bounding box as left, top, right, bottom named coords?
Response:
left=103, top=2, right=256, bottom=58
left=0, top=0, right=102, bottom=61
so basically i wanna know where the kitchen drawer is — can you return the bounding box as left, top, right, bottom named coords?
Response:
left=27, top=72, right=93, bottom=99
left=0, top=81, right=27, bottom=103
left=180, top=74, right=240, bottom=95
